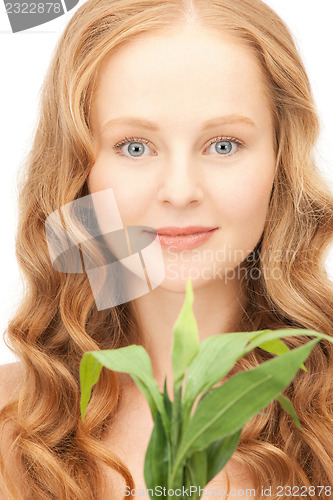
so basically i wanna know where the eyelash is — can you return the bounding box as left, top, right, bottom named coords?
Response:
left=112, top=135, right=244, bottom=158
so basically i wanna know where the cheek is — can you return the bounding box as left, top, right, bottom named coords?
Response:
left=234, top=178, right=272, bottom=222
left=217, top=151, right=275, bottom=223
left=214, top=170, right=274, bottom=252
left=87, top=161, right=153, bottom=223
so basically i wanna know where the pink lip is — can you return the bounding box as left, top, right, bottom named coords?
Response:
left=155, top=226, right=217, bottom=236
left=145, top=226, right=218, bottom=250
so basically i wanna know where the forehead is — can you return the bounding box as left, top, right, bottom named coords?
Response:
left=91, top=25, right=272, bottom=132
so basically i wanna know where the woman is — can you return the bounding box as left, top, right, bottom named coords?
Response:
left=1, top=0, right=333, bottom=498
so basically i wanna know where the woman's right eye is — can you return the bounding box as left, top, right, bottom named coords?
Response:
left=113, top=137, right=154, bottom=159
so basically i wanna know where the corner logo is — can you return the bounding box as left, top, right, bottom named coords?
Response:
left=4, top=0, right=79, bottom=33
left=45, top=188, right=166, bottom=310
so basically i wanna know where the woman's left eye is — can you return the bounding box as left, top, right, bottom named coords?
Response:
left=204, top=137, right=243, bottom=156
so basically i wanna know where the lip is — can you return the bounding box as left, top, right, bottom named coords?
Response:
left=145, top=226, right=218, bottom=251
left=155, top=226, right=217, bottom=236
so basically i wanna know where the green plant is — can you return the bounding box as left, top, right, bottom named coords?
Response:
left=80, top=277, right=332, bottom=499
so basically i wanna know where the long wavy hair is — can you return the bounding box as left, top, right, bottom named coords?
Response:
left=1, top=0, right=333, bottom=498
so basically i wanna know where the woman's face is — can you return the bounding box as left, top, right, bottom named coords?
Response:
left=87, top=25, right=276, bottom=291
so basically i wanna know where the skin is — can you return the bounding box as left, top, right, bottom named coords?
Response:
left=87, top=24, right=276, bottom=394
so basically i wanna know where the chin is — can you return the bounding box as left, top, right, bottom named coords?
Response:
left=156, top=273, right=212, bottom=293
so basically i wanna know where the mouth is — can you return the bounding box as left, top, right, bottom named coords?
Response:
left=154, top=226, right=218, bottom=236
left=144, top=226, right=218, bottom=251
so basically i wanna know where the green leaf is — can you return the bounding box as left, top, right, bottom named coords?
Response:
left=79, top=354, right=103, bottom=421
left=79, top=346, right=166, bottom=430
left=171, top=384, right=183, bottom=459
left=144, top=410, right=169, bottom=490
left=130, top=373, right=162, bottom=423
left=183, top=331, right=255, bottom=411
left=246, top=328, right=333, bottom=350
left=206, top=428, right=242, bottom=484
left=163, top=377, right=172, bottom=422
left=171, top=277, right=200, bottom=386
left=243, top=327, right=333, bottom=370
left=276, top=394, right=301, bottom=430
left=182, top=328, right=312, bottom=432
left=184, top=450, right=208, bottom=499
left=183, top=463, right=193, bottom=496
left=250, top=332, right=306, bottom=371
left=171, top=338, right=320, bottom=480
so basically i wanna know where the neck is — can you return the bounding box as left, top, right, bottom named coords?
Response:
left=130, top=276, right=245, bottom=396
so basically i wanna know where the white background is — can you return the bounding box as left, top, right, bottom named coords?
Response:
left=0, top=1, right=332, bottom=365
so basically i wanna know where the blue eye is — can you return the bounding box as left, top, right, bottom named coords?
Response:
left=205, top=138, right=242, bottom=156
left=113, top=137, right=153, bottom=158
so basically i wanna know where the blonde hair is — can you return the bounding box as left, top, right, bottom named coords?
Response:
left=1, top=0, right=333, bottom=498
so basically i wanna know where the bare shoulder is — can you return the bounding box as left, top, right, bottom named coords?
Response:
left=0, top=361, right=24, bottom=410
left=0, top=362, right=25, bottom=497
left=204, top=458, right=257, bottom=499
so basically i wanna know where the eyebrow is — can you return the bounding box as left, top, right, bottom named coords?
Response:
left=101, top=114, right=256, bottom=132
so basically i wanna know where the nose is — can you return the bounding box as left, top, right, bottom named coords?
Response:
left=156, top=153, right=204, bottom=208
